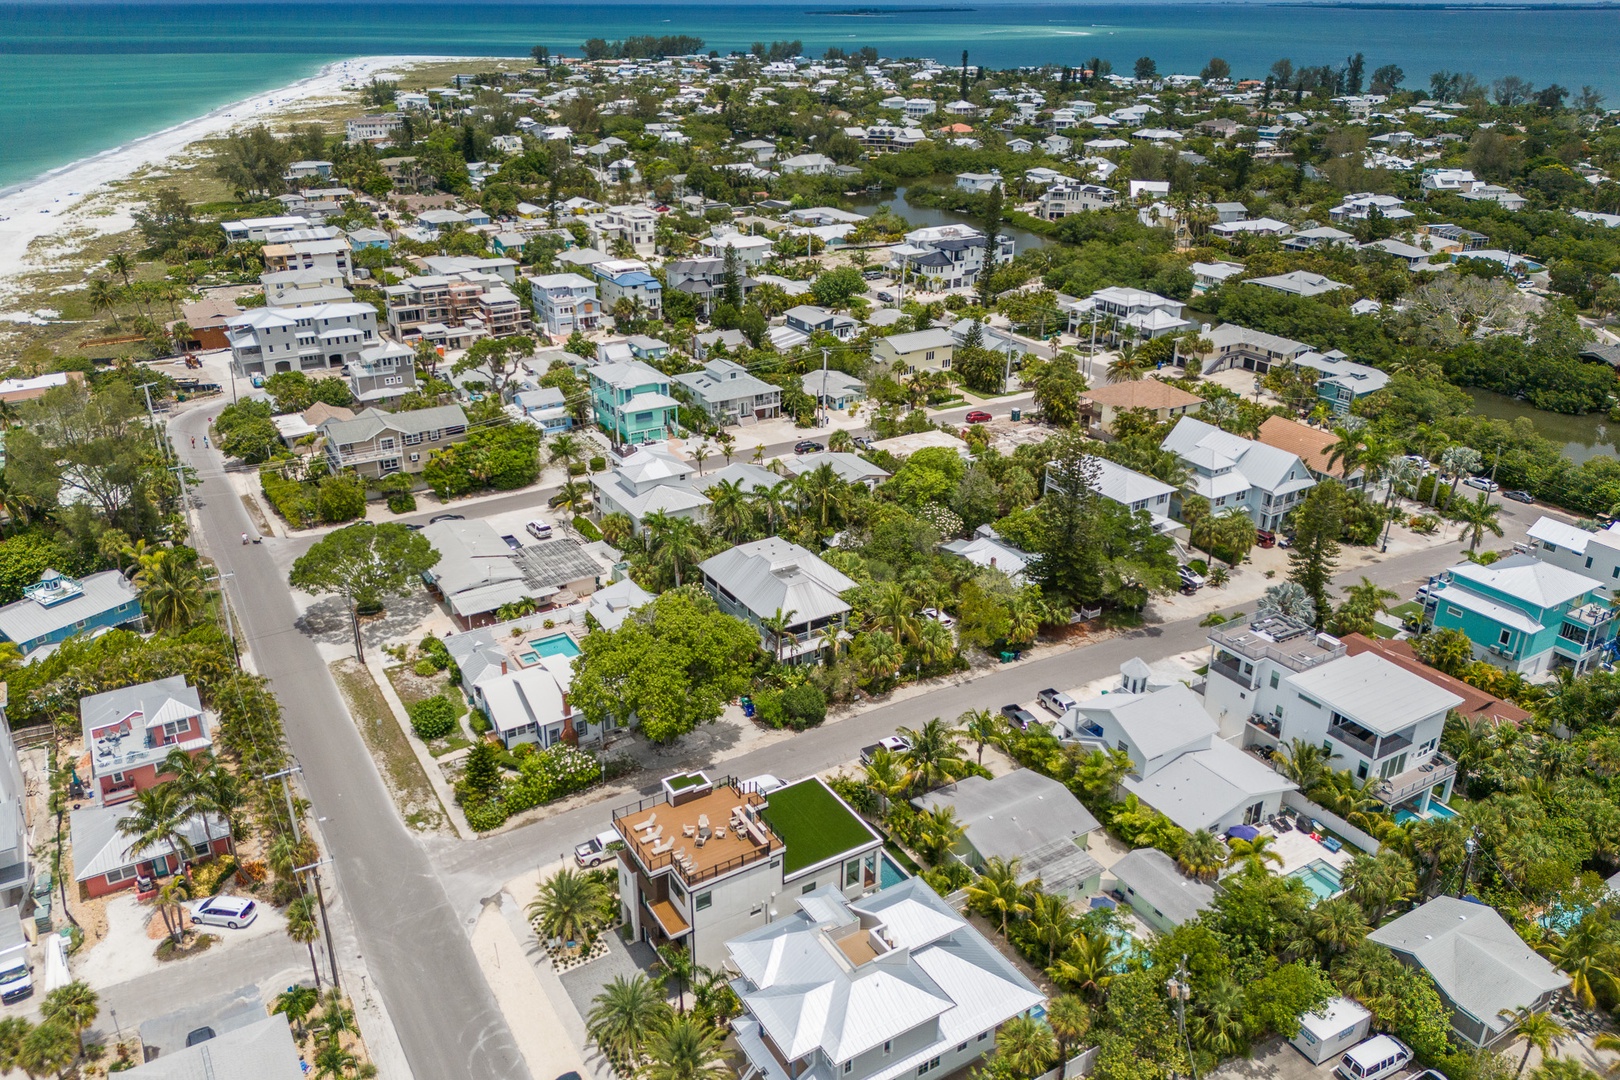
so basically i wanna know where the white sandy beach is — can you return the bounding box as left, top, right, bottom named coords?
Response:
left=0, top=54, right=483, bottom=310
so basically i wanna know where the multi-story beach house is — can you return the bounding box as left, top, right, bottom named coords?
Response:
left=80, top=677, right=214, bottom=806
left=672, top=359, right=782, bottom=426
left=347, top=341, right=418, bottom=407
left=611, top=772, right=884, bottom=967
left=319, top=405, right=470, bottom=479
left=346, top=115, right=405, bottom=144
left=225, top=302, right=378, bottom=378
left=1420, top=554, right=1616, bottom=677
left=0, top=570, right=143, bottom=657
left=588, top=360, right=679, bottom=444
left=527, top=273, right=603, bottom=338
left=593, top=259, right=663, bottom=320
left=262, top=238, right=352, bottom=281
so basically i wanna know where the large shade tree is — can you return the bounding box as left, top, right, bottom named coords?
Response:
left=289, top=523, right=440, bottom=658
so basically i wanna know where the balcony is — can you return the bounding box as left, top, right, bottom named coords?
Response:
left=1327, top=723, right=1411, bottom=760
left=1209, top=653, right=1257, bottom=689
left=1208, top=621, right=1345, bottom=674
left=1375, top=753, right=1457, bottom=806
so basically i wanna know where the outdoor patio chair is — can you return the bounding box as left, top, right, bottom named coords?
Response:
left=650, top=837, right=673, bottom=855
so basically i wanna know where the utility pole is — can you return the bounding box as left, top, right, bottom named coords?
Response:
left=1167, top=957, right=1198, bottom=1080
left=295, top=858, right=342, bottom=992
left=265, top=764, right=304, bottom=844
left=140, top=382, right=168, bottom=460
left=819, top=348, right=830, bottom=428
left=1457, top=832, right=1478, bottom=898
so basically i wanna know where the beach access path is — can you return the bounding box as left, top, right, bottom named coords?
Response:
left=0, top=54, right=473, bottom=309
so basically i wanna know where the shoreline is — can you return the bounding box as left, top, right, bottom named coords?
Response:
left=0, top=54, right=490, bottom=309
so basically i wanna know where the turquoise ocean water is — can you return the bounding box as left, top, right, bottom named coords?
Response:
left=4, top=1, right=1620, bottom=192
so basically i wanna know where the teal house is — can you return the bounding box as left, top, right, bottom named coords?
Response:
left=0, top=570, right=144, bottom=656
left=588, top=359, right=679, bottom=445
left=1422, top=553, right=1615, bottom=677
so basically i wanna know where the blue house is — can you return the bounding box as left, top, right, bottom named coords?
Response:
left=1421, top=553, right=1616, bottom=677
left=512, top=387, right=574, bottom=435
left=0, top=571, right=144, bottom=656
left=346, top=228, right=391, bottom=252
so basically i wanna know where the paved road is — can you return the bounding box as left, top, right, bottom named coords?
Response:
left=433, top=497, right=1547, bottom=907
left=173, top=406, right=529, bottom=1080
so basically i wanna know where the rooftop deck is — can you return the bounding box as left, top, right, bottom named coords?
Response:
left=615, top=779, right=781, bottom=884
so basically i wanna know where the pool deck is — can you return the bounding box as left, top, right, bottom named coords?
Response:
left=1264, top=826, right=1352, bottom=878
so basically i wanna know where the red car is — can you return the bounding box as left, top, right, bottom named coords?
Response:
left=965, top=410, right=992, bottom=424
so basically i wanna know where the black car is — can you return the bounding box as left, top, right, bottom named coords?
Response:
left=1000, top=704, right=1039, bottom=729
left=429, top=513, right=465, bottom=523
left=794, top=440, right=825, bottom=454
left=1503, top=489, right=1534, bottom=504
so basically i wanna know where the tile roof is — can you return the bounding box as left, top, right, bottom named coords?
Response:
left=1082, top=378, right=1204, bottom=410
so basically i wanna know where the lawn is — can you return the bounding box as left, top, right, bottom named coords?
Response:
left=331, top=659, right=445, bottom=832
left=761, top=779, right=879, bottom=875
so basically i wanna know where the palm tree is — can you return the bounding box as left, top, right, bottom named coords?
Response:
left=107, top=250, right=134, bottom=285
left=17, top=1021, right=76, bottom=1080
left=854, top=630, right=903, bottom=685
left=655, top=943, right=696, bottom=1015
left=1450, top=491, right=1505, bottom=551
left=1190, top=976, right=1250, bottom=1058
left=704, top=479, right=754, bottom=544
left=312, top=1038, right=360, bottom=1079
left=828, top=428, right=854, bottom=453
left=898, top=717, right=968, bottom=792
left=1308, top=896, right=1369, bottom=960
left=915, top=616, right=955, bottom=670
left=1272, top=739, right=1342, bottom=794
left=1539, top=919, right=1620, bottom=1010
left=87, top=278, right=120, bottom=322
left=287, top=895, right=324, bottom=991
left=817, top=622, right=846, bottom=664
left=40, top=981, right=97, bottom=1057
left=760, top=607, right=799, bottom=664
left=795, top=463, right=849, bottom=533
left=117, top=785, right=197, bottom=884
left=914, top=805, right=964, bottom=865
left=862, top=748, right=908, bottom=816
left=1502, top=1008, right=1568, bottom=1078
left=273, top=984, right=320, bottom=1039
left=547, top=432, right=585, bottom=472
left=135, top=552, right=209, bottom=632
left=588, top=973, right=671, bottom=1064
left=599, top=512, right=634, bottom=547
left=641, top=1014, right=731, bottom=1080
left=692, top=443, right=709, bottom=476
left=1027, top=890, right=1078, bottom=966
left=1047, top=928, right=1120, bottom=1002
left=1408, top=816, right=1468, bottom=898
left=869, top=580, right=920, bottom=648
left=1325, top=427, right=1367, bottom=476
left=1107, top=351, right=1149, bottom=382
left=1177, top=828, right=1228, bottom=882
left=966, top=857, right=1029, bottom=934
left=958, top=708, right=1002, bottom=765
left=750, top=480, right=794, bottom=536
left=645, top=511, right=703, bottom=588
left=0, top=1017, right=29, bottom=1076
left=1047, top=995, right=1091, bottom=1079
left=995, top=1015, right=1058, bottom=1078
left=552, top=479, right=590, bottom=516
left=1342, top=849, right=1417, bottom=924
left=527, top=867, right=609, bottom=946
left=1227, top=834, right=1283, bottom=876
left=1341, top=576, right=1400, bottom=618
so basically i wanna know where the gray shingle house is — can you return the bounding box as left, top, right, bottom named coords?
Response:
left=1109, top=847, right=1215, bottom=932
left=698, top=538, right=855, bottom=663
left=673, top=359, right=782, bottom=425
left=319, top=404, right=469, bottom=478
left=1368, top=896, right=1568, bottom=1047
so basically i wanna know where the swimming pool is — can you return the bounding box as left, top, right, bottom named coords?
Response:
left=1393, top=800, right=1460, bottom=826
left=879, top=852, right=909, bottom=888
left=1287, top=859, right=1344, bottom=902
left=517, top=633, right=581, bottom=665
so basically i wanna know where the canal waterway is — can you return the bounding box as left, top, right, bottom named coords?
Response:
left=1467, top=389, right=1619, bottom=466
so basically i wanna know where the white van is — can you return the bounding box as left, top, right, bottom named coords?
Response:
left=1336, top=1035, right=1412, bottom=1080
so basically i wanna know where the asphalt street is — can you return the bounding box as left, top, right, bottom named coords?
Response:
left=172, top=405, right=530, bottom=1080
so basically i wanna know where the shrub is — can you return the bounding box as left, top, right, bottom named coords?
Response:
left=408, top=695, right=457, bottom=740
left=189, top=855, right=238, bottom=896
left=568, top=461, right=588, bottom=476
left=387, top=492, right=417, bottom=514
left=589, top=456, right=607, bottom=472
left=418, top=636, right=451, bottom=670
left=464, top=800, right=509, bottom=831
left=413, top=658, right=439, bottom=677
left=573, top=516, right=603, bottom=541
left=780, top=683, right=827, bottom=730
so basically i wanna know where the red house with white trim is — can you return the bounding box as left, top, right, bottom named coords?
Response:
left=80, top=677, right=213, bottom=805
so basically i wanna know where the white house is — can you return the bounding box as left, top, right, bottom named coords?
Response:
left=1160, top=416, right=1316, bottom=531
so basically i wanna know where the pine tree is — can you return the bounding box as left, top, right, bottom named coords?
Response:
left=1287, top=484, right=1344, bottom=629
left=460, top=739, right=503, bottom=805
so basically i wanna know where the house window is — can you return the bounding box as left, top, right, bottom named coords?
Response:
left=977, top=1033, right=990, bottom=1043
left=1587, top=556, right=1594, bottom=569
left=1116, top=740, right=1127, bottom=753
left=380, top=458, right=401, bottom=474
left=1499, top=629, right=1512, bottom=645
left=802, top=882, right=817, bottom=894
left=694, top=891, right=712, bottom=911
left=105, top=866, right=136, bottom=883
left=957, top=1044, right=968, bottom=1054
left=1297, top=694, right=1321, bottom=709
left=844, top=1064, right=853, bottom=1076
left=109, top=771, right=127, bottom=785
left=1446, top=605, right=1463, bottom=618
left=884, top=1041, right=893, bottom=1057
left=379, top=437, right=396, bottom=450
left=161, top=719, right=189, bottom=742
left=1269, top=671, right=1280, bottom=689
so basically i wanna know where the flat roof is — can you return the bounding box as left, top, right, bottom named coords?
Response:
left=761, top=778, right=880, bottom=876
left=1285, top=651, right=1463, bottom=734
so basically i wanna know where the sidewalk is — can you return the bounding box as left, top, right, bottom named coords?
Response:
left=363, top=648, right=475, bottom=840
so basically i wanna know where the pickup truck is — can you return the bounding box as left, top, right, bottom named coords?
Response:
left=859, top=735, right=912, bottom=764
left=574, top=829, right=624, bottom=868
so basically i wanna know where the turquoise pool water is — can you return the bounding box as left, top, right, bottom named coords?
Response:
left=1287, top=860, right=1344, bottom=902
left=518, top=634, right=580, bottom=665
left=1394, top=801, right=1460, bottom=826
left=879, top=853, right=908, bottom=889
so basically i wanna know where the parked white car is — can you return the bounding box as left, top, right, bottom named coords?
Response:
left=189, top=896, right=258, bottom=929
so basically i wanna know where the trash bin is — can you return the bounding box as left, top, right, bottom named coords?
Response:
left=1010, top=407, right=1022, bottom=422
